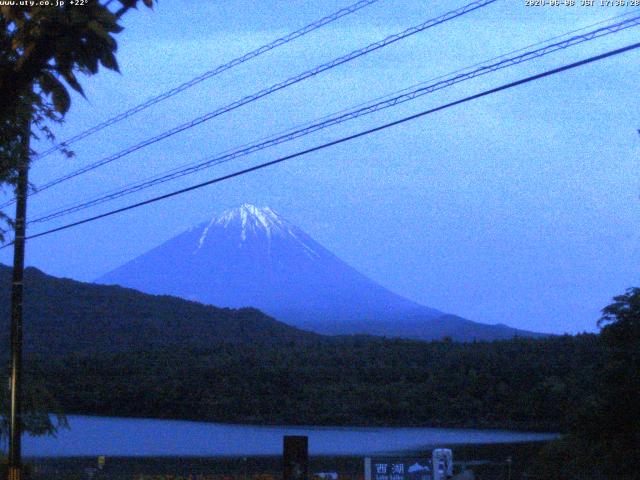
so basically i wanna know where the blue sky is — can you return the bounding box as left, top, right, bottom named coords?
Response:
left=1, top=0, right=639, bottom=334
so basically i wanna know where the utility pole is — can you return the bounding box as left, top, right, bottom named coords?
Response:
left=7, top=118, right=30, bottom=480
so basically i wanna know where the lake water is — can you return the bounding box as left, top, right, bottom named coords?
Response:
left=21, top=415, right=558, bottom=457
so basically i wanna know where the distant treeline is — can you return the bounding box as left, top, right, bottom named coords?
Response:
left=25, top=334, right=603, bottom=432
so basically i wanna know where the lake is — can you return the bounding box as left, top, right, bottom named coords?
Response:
left=21, top=415, right=558, bottom=457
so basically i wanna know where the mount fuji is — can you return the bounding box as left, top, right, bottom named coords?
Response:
left=97, top=204, right=544, bottom=341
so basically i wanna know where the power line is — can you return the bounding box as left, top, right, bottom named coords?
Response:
left=1, top=0, right=495, bottom=210
left=33, top=0, right=382, bottom=161
left=26, top=14, right=640, bottom=225
left=5, top=41, right=637, bottom=247
left=32, top=9, right=638, bottom=223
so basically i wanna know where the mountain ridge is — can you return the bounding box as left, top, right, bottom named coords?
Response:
left=97, top=204, right=547, bottom=341
left=0, top=263, right=317, bottom=356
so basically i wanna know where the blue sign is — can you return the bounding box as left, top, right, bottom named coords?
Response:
left=365, top=457, right=432, bottom=480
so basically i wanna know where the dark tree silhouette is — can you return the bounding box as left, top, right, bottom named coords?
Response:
left=0, top=1, right=155, bottom=240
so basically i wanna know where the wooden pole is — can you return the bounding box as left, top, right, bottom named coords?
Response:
left=8, top=119, right=30, bottom=480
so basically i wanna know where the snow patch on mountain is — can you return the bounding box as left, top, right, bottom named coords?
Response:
left=196, top=217, right=217, bottom=253
left=194, top=203, right=319, bottom=258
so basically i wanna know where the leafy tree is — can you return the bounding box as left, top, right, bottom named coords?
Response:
left=0, top=0, right=155, bottom=241
left=0, top=373, right=67, bottom=443
left=598, top=287, right=640, bottom=348
left=531, top=288, right=640, bottom=479
left=593, top=288, right=640, bottom=451
left=1, top=0, right=155, bottom=117
left=0, top=0, right=155, bottom=437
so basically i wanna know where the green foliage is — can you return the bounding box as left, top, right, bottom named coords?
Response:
left=598, top=287, right=640, bottom=348
left=0, top=375, right=68, bottom=441
left=0, top=1, right=155, bottom=240
left=590, top=288, right=640, bottom=448
left=0, top=1, right=155, bottom=117
left=21, top=334, right=604, bottom=432
left=529, top=287, right=640, bottom=479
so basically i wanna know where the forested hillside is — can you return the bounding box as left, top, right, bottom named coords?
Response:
left=26, top=334, right=603, bottom=432
left=0, top=265, right=317, bottom=355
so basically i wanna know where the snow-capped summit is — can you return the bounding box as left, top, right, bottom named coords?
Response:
left=96, top=204, right=545, bottom=341
left=197, top=204, right=318, bottom=258
left=212, top=204, right=287, bottom=234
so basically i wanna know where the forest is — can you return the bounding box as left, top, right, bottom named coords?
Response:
left=25, top=334, right=603, bottom=432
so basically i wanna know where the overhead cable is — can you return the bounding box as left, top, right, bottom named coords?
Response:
left=6, top=0, right=496, bottom=208
left=34, top=0, right=382, bottom=160
left=27, top=14, right=640, bottom=225
left=5, top=41, right=636, bottom=246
